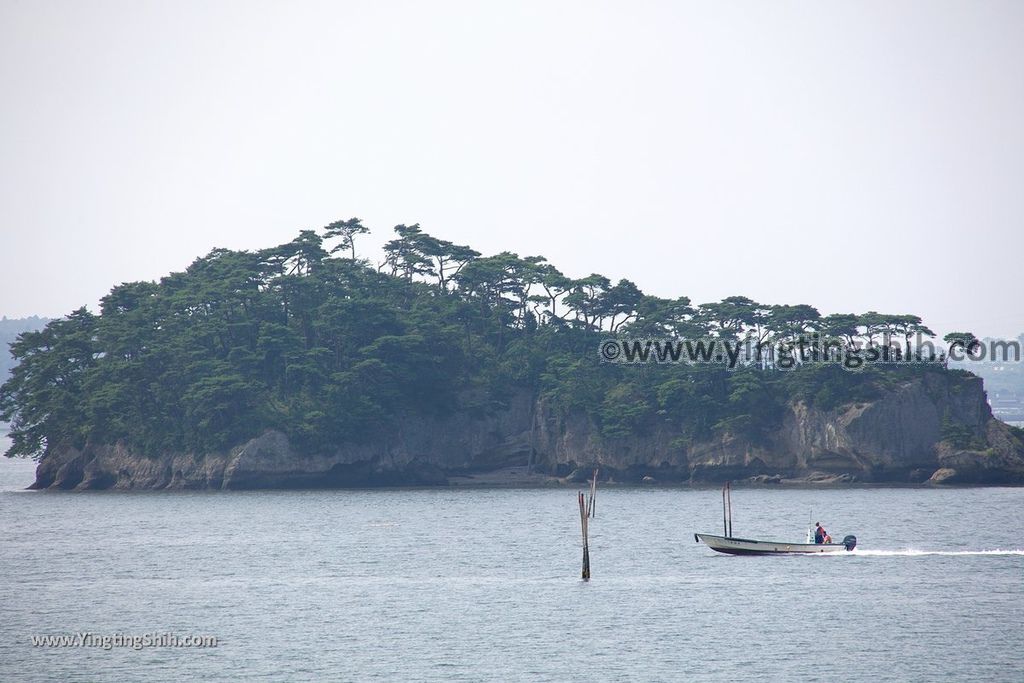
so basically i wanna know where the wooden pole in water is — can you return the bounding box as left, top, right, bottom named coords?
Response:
left=726, top=480, right=733, bottom=537
left=722, top=482, right=728, bottom=537
left=587, top=467, right=599, bottom=518
left=578, top=491, right=590, bottom=580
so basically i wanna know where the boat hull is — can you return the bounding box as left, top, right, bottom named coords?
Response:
left=694, top=533, right=853, bottom=555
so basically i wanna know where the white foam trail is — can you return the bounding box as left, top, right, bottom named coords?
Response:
left=851, top=548, right=1024, bottom=557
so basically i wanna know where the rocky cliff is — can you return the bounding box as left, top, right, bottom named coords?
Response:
left=28, top=371, right=1024, bottom=490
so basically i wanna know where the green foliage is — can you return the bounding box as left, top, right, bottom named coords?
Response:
left=1007, top=424, right=1024, bottom=441
left=598, top=383, right=651, bottom=439
left=0, top=316, right=51, bottom=384
left=0, top=309, right=98, bottom=456
left=944, top=331, right=980, bottom=355
left=940, top=417, right=985, bottom=451
left=714, top=370, right=785, bottom=438
left=781, top=365, right=884, bottom=411
left=0, top=220, right=958, bottom=460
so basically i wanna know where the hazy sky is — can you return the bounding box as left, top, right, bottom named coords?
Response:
left=2, top=1, right=1022, bottom=338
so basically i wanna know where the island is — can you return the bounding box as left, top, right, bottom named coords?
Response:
left=3, top=221, right=1023, bottom=489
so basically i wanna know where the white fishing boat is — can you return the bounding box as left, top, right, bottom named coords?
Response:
left=694, top=532, right=856, bottom=555
left=694, top=482, right=857, bottom=555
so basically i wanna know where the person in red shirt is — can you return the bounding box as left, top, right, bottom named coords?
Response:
left=814, top=522, right=827, bottom=544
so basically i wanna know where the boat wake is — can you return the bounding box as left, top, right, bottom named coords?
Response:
left=850, top=548, right=1024, bottom=557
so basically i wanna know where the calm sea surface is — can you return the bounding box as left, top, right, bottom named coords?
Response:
left=1, top=436, right=1023, bottom=682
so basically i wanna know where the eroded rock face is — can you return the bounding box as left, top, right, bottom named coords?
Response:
left=528, top=374, right=1023, bottom=485
left=28, top=373, right=1024, bottom=490
left=31, top=391, right=539, bottom=490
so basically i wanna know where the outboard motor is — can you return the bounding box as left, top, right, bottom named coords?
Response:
left=842, top=534, right=857, bottom=551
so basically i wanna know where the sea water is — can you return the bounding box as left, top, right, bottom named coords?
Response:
left=1, top=447, right=1022, bottom=682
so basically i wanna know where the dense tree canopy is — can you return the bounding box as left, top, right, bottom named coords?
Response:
left=1, top=221, right=950, bottom=459
left=0, top=316, right=50, bottom=385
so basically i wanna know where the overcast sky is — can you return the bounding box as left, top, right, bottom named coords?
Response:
left=1, top=1, right=1022, bottom=338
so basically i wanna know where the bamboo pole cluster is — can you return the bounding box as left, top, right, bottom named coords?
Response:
left=577, top=491, right=591, bottom=580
